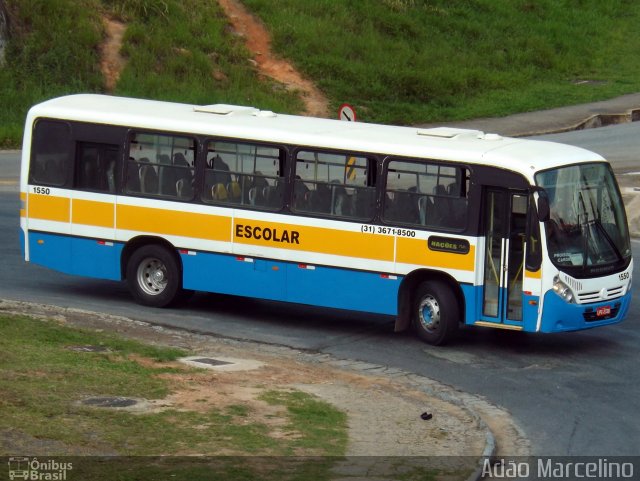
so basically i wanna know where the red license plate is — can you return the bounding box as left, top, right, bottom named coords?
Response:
left=596, top=306, right=611, bottom=317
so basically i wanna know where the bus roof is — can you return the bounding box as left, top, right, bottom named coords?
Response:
left=27, top=94, right=605, bottom=181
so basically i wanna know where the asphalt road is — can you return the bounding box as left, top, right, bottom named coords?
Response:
left=1, top=125, right=639, bottom=456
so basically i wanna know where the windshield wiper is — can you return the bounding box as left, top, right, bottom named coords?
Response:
left=577, top=191, right=590, bottom=269
left=586, top=218, right=624, bottom=262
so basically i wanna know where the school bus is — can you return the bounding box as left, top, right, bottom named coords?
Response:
left=19, top=94, right=633, bottom=344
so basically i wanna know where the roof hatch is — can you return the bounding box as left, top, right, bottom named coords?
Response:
left=194, top=104, right=276, bottom=118
left=416, top=127, right=483, bottom=138
left=417, top=127, right=503, bottom=141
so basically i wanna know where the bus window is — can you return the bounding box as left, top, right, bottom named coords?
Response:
left=126, top=132, right=196, bottom=200
left=384, top=159, right=468, bottom=230
left=29, top=120, right=72, bottom=187
left=203, top=140, right=285, bottom=210
left=75, top=142, right=118, bottom=193
left=292, top=150, right=375, bottom=219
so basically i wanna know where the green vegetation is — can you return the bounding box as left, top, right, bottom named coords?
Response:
left=0, top=314, right=347, bottom=479
left=243, top=0, right=640, bottom=124
left=3, top=0, right=640, bottom=145
left=0, top=0, right=302, bottom=147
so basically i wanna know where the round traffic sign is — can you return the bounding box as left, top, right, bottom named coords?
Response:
left=338, top=103, right=356, bottom=122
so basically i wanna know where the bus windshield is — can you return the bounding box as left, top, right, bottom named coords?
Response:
left=536, top=163, right=631, bottom=277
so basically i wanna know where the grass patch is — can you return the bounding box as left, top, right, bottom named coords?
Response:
left=259, top=390, right=348, bottom=456
left=242, top=0, right=640, bottom=124
left=0, top=314, right=347, bottom=476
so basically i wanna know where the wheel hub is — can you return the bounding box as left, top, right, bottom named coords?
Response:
left=137, top=257, right=168, bottom=296
left=418, top=295, right=440, bottom=332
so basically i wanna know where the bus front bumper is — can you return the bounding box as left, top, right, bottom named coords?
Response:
left=539, top=289, right=632, bottom=333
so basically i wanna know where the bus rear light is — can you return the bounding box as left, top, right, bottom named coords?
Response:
left=97, top=240, right=114, bottom=246
left=235, top=256, right=253, bottom=262
left=380, top=274, right=398, bottom=280
left=180, top=250, right=196, bottom=256
left=298, top=263, right=315, bottom=270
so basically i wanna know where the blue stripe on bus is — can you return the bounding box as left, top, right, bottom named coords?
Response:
left=181, top=251, right=400, bottom=315
left=28, top=232, right=122, bottom=281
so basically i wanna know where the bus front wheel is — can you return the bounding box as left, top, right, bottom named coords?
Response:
left=412, top=281, right=459, bottom=345
left=126, top=245, right=182, bottom=307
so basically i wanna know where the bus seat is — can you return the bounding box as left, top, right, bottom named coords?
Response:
left=311, top=183, right=331, bottom=213
left=393, top=189, right=419, bottom=224
left=173, top=152, right=189, bottom=167
left=160, top=166, right=177, bottom=196
left=176, top=178, right=193, bottom=199
left=334, top=193, right=351, bottom=216
left=126, top=161, right=140, bottom=192
left=418, top=196, right=429, bottom=225
left=447, top=182, right=460, bottom=197
left=268, top=180, right=284, bottom=208
left=212, top=183, right=228, bottom=201
left=140, top=164, right=158, bottom=194
left=293, top=179, right=309, bottom=210
left=227, top=181, right=242, bottom=202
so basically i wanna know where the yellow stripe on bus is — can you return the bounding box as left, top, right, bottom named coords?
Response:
left=28, top=195, right=476, bottom=269
left=396, top=237, right=475, bottom=271
left=72, top=199, right=114, bottom=228
left=525, top=269, right=542, bottom=279
left=234, top=219, right=394, bottom=261
left=28, top=194, right=70, bottom=223
left=116, top=204, right=231, bottom=241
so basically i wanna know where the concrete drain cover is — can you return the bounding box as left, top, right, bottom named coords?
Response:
left=82, top=397, right=138, bottom=408
left=190, top=357, right=234, bottom=367
left=66, top=345, right=109, bottom=352
left=179, top=356, right=264, bottom=372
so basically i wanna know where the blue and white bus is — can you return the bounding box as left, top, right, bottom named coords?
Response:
left=20, top=94, right=633, bottom=344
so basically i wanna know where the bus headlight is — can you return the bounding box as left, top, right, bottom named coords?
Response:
left=553, top=275, right=575, bottom=303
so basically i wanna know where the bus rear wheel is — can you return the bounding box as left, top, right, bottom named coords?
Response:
left=412, top=281, right=459, bottom=345
left=126, top=245, right=182, bottom=307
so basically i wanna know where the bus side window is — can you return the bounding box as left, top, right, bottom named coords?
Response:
left=202, top=140, right=285, bottom=211
left=29, top=120, right=72, bottom=187
left=126, top=132, right=195, bottom=200
left=384, top=159, right=468, bottom=230
left=292, top=150, right=375, bottom=220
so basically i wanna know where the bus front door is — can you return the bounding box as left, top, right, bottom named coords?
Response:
left=480, top=189, right=528, bottom=326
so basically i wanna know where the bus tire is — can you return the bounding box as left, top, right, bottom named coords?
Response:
left=126, top=245, right=182, bottom=307
left=412, top=281, right=459, bottom=345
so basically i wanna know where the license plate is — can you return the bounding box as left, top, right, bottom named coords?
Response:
left=596, top=306, right=611, bottom=317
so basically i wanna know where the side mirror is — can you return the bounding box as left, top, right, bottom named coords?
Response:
left=536, top=190, right=550, bottom=222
